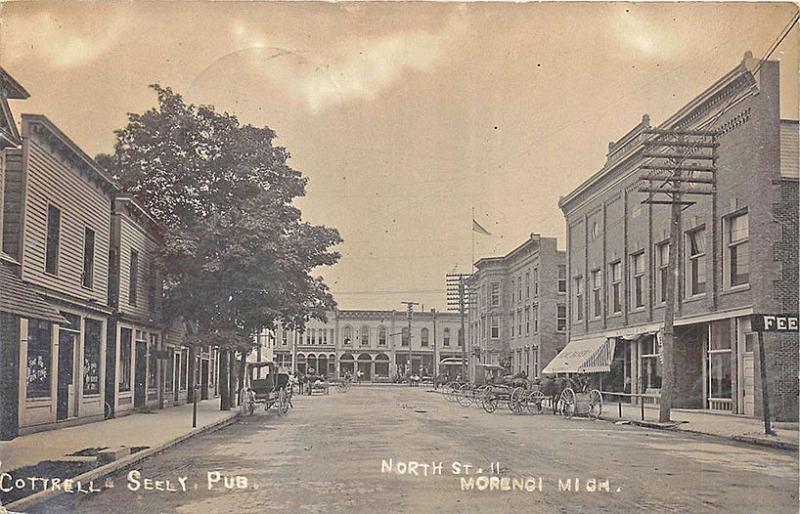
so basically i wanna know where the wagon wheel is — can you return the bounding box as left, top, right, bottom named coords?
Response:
left=457, top=383, right=473, bottom=407
left=509, top=387, right=525, bottom=414
left=444, top=383, right=457, bottom=402
left=481, top=392, right=498, bottom=413
left=559, top=387, right=576, bottom=418
left=588, top=389, right=603, bottom=418
left=527, top=390, right=546, bottom=415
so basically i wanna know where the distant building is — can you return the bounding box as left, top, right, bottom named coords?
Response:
left=466, top=234, right=567, bottom=380
left=556, top=54, right=798, bottom=420
left=273, top=309, right=464, bottom=380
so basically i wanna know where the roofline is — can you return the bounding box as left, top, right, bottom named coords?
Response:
left=0, top=67, right=30, bottom=99
left=474, top=233, right=554, bottom=269
left=114, top=196, right=165, bottom=238
left=22, top=114, right=119, bottom=194
left=559, top=53, right=762, bottom=213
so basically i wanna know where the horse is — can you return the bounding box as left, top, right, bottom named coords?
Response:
left=540, top=376, right=571, bottom=414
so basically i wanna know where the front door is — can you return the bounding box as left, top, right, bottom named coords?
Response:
left=56, top=330, right=76, bottom=420
left=134, top=342, right=147, bottom=408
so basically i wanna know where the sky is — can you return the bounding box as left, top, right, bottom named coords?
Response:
left=1, top=1, right=797, bottom=311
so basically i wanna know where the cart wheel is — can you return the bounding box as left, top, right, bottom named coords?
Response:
left=559, top=387, right=576, bottom=418
left=457, top=384, right=473, bottom=407
left=509, top=387, right=524, bottom=414
left=482, top=393, right=498, bottom=413
left=588, top=389, right=603, bottom=418
left=527, top=391, right=545, bottom=415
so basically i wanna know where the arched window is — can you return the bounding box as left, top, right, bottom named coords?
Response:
left=421, top=328, right=429, bottom=347
left=343, top=325, right=353, bottom=345
left=443, top=328, right=451, bottom=346
left=361, top=326, right=370, bottom=346
left=378, top=326, right=387, bottom=346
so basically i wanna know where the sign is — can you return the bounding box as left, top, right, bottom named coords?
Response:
left=751, top=314, right=799, bottom=333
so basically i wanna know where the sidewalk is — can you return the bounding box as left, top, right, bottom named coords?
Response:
left=601, top=402, right=799, bottom=451
left=1, top=399, right=238, bottom=473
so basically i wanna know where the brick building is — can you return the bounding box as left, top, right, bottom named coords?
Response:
left=554, top=54, right=798, bottom=420
left=466, top=234, right=567, bottom=381
left=272, top=309, right=464, bottom=381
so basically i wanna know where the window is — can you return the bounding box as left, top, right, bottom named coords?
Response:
left=361, top=326, right=370, bottom=346
left=45, top=204, right=61, bottom=275
left=379, top=326, right=387, bottom=346
left=574, top=276, right=584, bottom=321
left=321, top=328, right=328, bottom=345
left=119, top=328, right=132, bottom=392
left=631, top=253, right=645, bottom=309
left=147, top=260, right=157, bottom=313
left=533, top=268, right=539, bottom=296
left=525, top=272, right=530, bottom=298
left=532, top=305, right=539, bottom=333
left=401, top=327, right=409, bottom=346
left=641, top=335, right=662, bottom=390
left=129, top=250, right=139, bottom=306
left=26, top=319, right=52, bottom=398
left=148, top=333, right=158, bottom=389
left=343, top=325, right=353, bottom=345
left=82, top=227, right=95, bottom=288
left=726, top=212, right=749, bottom=287
left=656, top=242, right=669, bottom=304
left=310, top=328, right=316, bottom=345
left=511, top=311, right=515, bottom=337
left=557, top=304, right=567, bottom=332
left=517, top=277, right=522, bottom=302
left=83, top=319, right=102, bottom=395
left=591, top=269, right=602, bottom=318
left=687, top=227, right=706, bottom=296
left=282, top=330, right=288, bottom=346
left=443, top=328, right=451, bottom=346
left=590, top=221, right=600, bottom=240
left=490, top=282, right=500, bottom=307
left=525, top=306, right=530, bottom=334
left=457, top=328, right=463, bottom=347
left=610, top=262, right=622, bottom=314
left=557, top=265, right=566, bottom=293
left=180, top=348, right=189, bottom=390
left=421, top=328, right=429, bottom=347
left=482, top=284, right=487, bottom=308
left=165, top=349, right=174, bottom=392
left=490, top=315, right=499, bottom=339
left=708, top=320, right=732, bottom=401
left=480, top=315, right=486, bottom=339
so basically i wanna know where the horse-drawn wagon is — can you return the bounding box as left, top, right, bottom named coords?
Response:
left=243, top=361, right=291, bottom=416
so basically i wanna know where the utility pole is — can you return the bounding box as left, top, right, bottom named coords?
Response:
left=401, top=301, right=419, bottom=385
left=447, top=274, right=474, bottom=380
left=638, top=127, right=718, bottom=423
left=432, top=308, right=438, bottom=378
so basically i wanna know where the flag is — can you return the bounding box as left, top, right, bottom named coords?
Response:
left=472, top=219, right=491, bottom=236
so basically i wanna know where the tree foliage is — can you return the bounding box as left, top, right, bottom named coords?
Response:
left=98, top=85, right=341, bottom=348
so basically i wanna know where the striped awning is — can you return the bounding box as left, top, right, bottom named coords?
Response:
left=542, top=337, right=616, bottom=375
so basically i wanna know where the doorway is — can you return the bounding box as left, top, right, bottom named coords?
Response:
left=56, top=328, right=77, bottom=420
left=738, top=318, right=755, bottom=416
left=134, top=342, right=147, bottom=408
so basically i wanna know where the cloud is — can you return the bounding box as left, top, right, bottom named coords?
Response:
left=3, top=9, right=127, bottom=68
left=613, top=9, right=675, bottom=58
left=228, top=15, right=467, bottom=113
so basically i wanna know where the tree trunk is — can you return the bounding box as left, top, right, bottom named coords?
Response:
left=219, top=349, right=230, bottom=411
left=188, top=345, right=197, bottom=403
left=238, top=349, right=247, bottom=406
left=228, top=349, right=237, bottom=407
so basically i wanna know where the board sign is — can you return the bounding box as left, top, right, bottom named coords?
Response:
left=751, top=314, right=799, bottom=333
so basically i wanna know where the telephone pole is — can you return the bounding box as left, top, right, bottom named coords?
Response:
left=638, top=127, right=718, bottom=423
left=447, top=274, right=474, bottom=380
left=401, top=301, right=419, bottom=385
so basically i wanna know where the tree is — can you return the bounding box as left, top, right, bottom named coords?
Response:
left=98, top=85, right=341, bottom=407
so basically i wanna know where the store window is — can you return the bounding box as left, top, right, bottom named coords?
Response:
left=27, top=319, right=53, bottom=398
left=83, top=319, right=102, bottom=395
left=708, top=320, right=733, bottom=402
left=119, top=328, right=132, bottom=392
left=726, top=212, right=749, bottom=288
left=640, top=336, right=662, bottom=391
left=687, top=227, right=706, bottom=296
left=574, top=276, right=584, bottom=321
left=148, top=333, right=158, bottom=389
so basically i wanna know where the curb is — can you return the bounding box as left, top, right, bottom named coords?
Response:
left=600, top=415, right=799, bottom=452
left=6, top=411, right=241, bottom=512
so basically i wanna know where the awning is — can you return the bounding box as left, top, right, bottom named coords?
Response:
left=440, top=357, right=466, bottom=365
left=542, top=337, right=616, bottom=374
left=0, top=261, right=66, bottom=323
left=475, top=363, right=505, bottom=370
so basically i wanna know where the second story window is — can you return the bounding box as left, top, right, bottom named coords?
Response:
left=591, top=269, right=601, bottom=318
left=401, top=327, right=410, bottom=346
left=557, top=265, right=566, bottom=293
left=726, top=212, right=749, bottom=287
left=687, top=227, right=707, bottom=296
left=532, top=305, right=539, bottom=333
left=490, top=282, right=500, bottom=307
left=525, top=272, right=530, bottom=298
left=379, top=326, right=387, bottom=346
left=631, top=253, right=645, bottom=309
left=82, top=227, right=95, bottom=289
left=557, top=304, right=567, bottom=332
left=656, top=242, right=669, bottom=304
left=574, top=276, right=584, bottom=321
left=525, top=306, right=530, bottom=334
left=443, top=328, right=451, bottom=346
left=511, top=311, right=515, bottom=337
left=421, top=327, right=429, bottom=347
left=45, top=204, right=61, bottom=276
left=361, top=326, right=369, bottom=346
left=517, top=308, right=522, bottom=335
left=128, top=250, right=139, bottom=306
left=343, top=325, right=353, bottom=345
left=534, top=268, right=539, bottom=296
left=490, top=315, right=499, bottom=339
left=610, top=262, right=622, bottom=314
